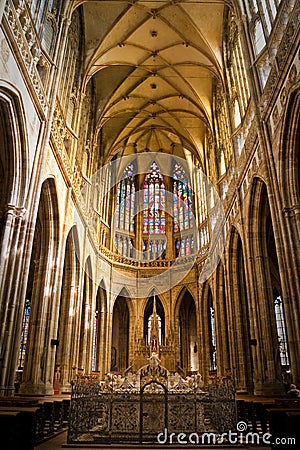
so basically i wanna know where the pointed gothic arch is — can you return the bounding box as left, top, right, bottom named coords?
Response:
left=111, top=290, right=130, bottom=373
left=0, top=86, right=29, bottom=394
left=144, top=294, right=165, bottom=346
left=227, top=226, right=253, bottom=393
left=176, top=288, right=198, bottom=374
left=20, top=178, right=60, bottom=395
left=277, top=85, right=300, bottom=386
left=78, top=257, right=93, bottom=373
left=55, top=226, right=81, bottom=393
left=279, top=87, right=300, bottom=206
left=215, top=261, right=230, bottom=373
left=0, top=85, right=28, bottom=209
left=247, top=177, right=287, bottom=394
left=198, top=282, right=216, bottom=381
left=92, top=282, right=107, bottom=374
left=208, top=287, right=217, bottom=371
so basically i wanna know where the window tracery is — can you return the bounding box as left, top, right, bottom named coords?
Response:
left=19, top=298, right=31, bottom=369
left=143, top=161, right=166, bottom=235
left=116, top=162, right=136, bottom=232
left=173, top=161, right=193, bottom=232
left=209, top=303, right=217, bottom=370
left=92, top=309, right=98, bottom=372
left=29, top=0, right=58, bottom=35
left=143, top=238, right=166, bottom=261
left=274, top=295, right=289, bottom=367
left=113, top=158, right=200, bottom=260
left=114, top=161, right=136, bottom=258
left=213, top=82, right=233, bottom=176
left=172, top=161, right=195, bottom=256
left=248, top=0, right=282, bottom=56
left=224, top=13, right=250, bottom=128
left=58, top=9, right=82, bottom=127
left=254, top=19, right=266, bottom=55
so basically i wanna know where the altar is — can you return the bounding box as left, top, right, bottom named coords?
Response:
left=68, top=300, right=236, bottom=444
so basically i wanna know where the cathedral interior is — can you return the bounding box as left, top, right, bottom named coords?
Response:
left=0, top=0, right=300, bottom=447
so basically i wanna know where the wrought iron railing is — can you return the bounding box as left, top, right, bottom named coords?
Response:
left=68, top=362, right=236, bottom=444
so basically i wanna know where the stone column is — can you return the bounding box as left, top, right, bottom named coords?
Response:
left=20, top=234, right=61, bottom=395
left=59, top=282, right=80, bottom=393
left=199, top=284, right=211, bottom=384
left=281, top=207, right=300, bottom=386
left=247, top=250, right=284, bottom=395
left=99, top=307, right=108, bottom=377
left=86, top=278, right=94, bottom=374
left=225, top=233, right=253, bottom=393
left=214, top=265, right=231, bottom=374
left=78, top=275, right=90, bottom=372
left=0, top=206, right=26, bottom=395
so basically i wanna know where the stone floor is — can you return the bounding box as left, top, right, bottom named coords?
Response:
left=34, top=430, right=271, bottom=450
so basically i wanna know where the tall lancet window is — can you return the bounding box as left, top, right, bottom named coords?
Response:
left=19, top=298, right=31, bottom=369
left=173, top=161, right=194, bottom=256
left=116, top=161, right=135, bottom=232
left=92, top=309, right=98, bottom=372
left=173, top=161, right=193, bottom=232
left=143, top=162, right=166, bottom=235
left=144, top=296, right=165, bottom=346
left=115, top=161, right=136, bottom=258
left=209, top=296, right=217, bottom=370
left=274, top=295, right=289, bottom=367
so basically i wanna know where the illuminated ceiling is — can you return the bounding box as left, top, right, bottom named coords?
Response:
left=76, top=0, right=228, bottom=163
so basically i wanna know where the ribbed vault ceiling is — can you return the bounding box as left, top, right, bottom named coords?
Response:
left=78, top=0, right=228, bottom=164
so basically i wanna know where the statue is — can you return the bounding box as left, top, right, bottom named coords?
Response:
left=148, top=352, right=160, bottom=368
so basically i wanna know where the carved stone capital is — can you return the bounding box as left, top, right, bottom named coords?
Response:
left=5, top=205, right=26, bottom=219
left=283, top=205, right=300, bottom=217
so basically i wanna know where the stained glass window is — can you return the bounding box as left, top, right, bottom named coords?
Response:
left=19, top=298, right=31, bottom=369
left=92, top=309, right=98, bottom=371
left=172, top=161, right=195, bottom=256
left=209, top=304, right=217, bottom=370
left=115, top=161, right=135, bottom=232
left=115, top=235, right=134, bottom=258
left=175, top=235, right=194, bottom=256
left=173, top=161, right=193, bottom=232
left=115, top=159, right=197, bottom=259
left=143, top=162, right=166, bottom=234
left=143, top=238, right=166, bottom=260
left=274, top=296, right=289, bottom=367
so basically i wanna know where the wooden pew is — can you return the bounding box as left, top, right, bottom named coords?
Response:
left=0, top=395, right=70, bottom=447
left=266, top=406, right=299, bottom=449
left=0, top=406, right=41, bottom=450
left=0, top=411, right=21, bottom=449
